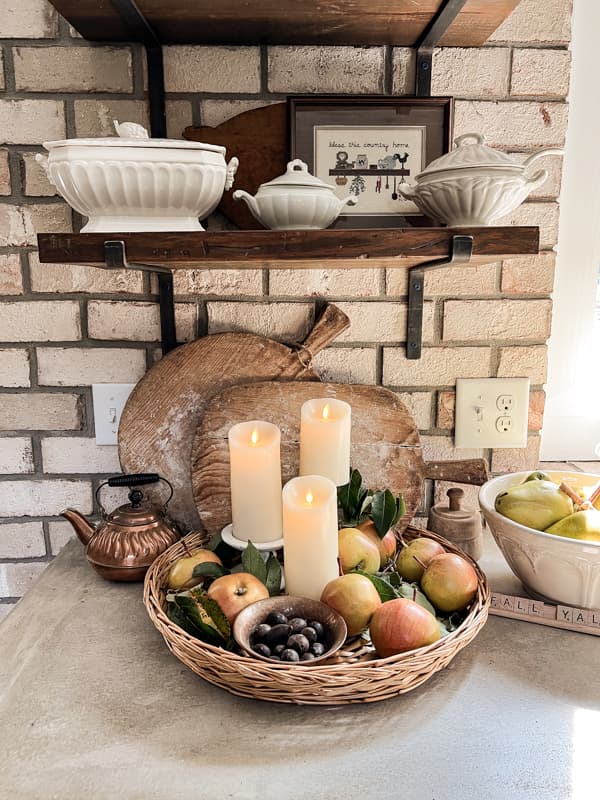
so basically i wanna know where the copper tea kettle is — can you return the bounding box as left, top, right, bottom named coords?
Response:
left=62, top=473, right=180, bottom=581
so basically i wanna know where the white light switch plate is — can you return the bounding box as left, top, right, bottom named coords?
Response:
left=454, top=377, right=530, bottom=449
left=92, top=384, right=137, bottom=445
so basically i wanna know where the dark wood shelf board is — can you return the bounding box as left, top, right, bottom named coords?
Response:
left=47, top=1, right=521, bottom=46
left=37, top=227, right=540, bottom=270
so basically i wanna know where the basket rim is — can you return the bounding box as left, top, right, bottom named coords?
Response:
left=143, top=525, right=490, bottom=672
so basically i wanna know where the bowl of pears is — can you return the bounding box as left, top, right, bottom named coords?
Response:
left=479, top=470, right=600, bottom=609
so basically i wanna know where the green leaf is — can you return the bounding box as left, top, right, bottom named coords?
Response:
left=396, top=581, right=437, bottom=617
left=388, top=571, right=402, bottom=588
left=167, top=601, right=205, bottom=638
left=191, top=591, right=232, bottom=642
left=191, top=562, right=228, bottom=580
left=172, top=594, right=227, bottom=646
left=370, top=489, right=395, bottom=537
left=241, top=540, right=267, bottom=584
left=347, top=469, right=363, bottom=518
left=264, top=553, right=282, bottom=597
left=354, top=570, right=399, bottom=603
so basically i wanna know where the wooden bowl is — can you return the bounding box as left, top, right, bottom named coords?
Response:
left=232, top=596, right=347, bottom=666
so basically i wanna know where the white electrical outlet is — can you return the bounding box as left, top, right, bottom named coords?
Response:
left=454, top=378, right=530, bottom=449
left=92, top=384, right=137, bottom=445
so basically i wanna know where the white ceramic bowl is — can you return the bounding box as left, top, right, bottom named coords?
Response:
left=479, top=471, right=600, bottom=609
left=37, top=126, right=238, bottom=232
left=399, top=167, right=548, bottom=226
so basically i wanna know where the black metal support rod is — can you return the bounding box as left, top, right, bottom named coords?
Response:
left=110, top=0, right=166, bottom=137
left=406, top=235, right=473, bottom=360
left=104, top=240, right=177, bottom=355
left=415, top=0, right=469, bottom=97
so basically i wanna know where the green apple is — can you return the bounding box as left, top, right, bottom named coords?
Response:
left=420, top=553, right=478, bottom=613
left=395, top=537, right=445, bottom=582
left=338, top=527, right=381, bottom=574
left=167, top=549, right=223, bottom=590
left=321, top=573, right=381, bottom=637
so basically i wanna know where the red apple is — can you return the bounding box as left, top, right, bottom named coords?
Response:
left=395, top=537, right=445, bottom=582
left=358, top=519, right=397, bottom=568
left=338, top=527, right=381, bottom=574
left=207, top=572, right=269, bottom=623
left=420, top=553, right=478, bottom=612
left=321, top=573, right=382, bottom=636
left=370, top=598, right=440, bottom=658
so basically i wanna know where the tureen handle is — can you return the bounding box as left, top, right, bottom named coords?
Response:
left=225, top=157, right=239, bottom=191
left=113, top=120, right=150, bottom=139
left=454, top=133, right=485, bottom=148
left=34, top=153, right=55, bottom=186
left=522, top=147, right=564, bottom=168
left=524, top=169, right=549, bottom=191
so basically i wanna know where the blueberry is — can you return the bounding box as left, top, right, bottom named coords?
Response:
left=280, top=648, right=300, bottom=662
left=309, top=621, right=324, bottom=637
left=266, top=611, right=288, bottom=626
left=311, top=642, right=326, bottom=657
left=289, top=617, right=308, bottom=634
left=301, top=626, right=317, bottom=644
left=264, top=623, right=292, bottom=646
left=254, top=623, right=271, bottom=640
left=300, top=652, right=316, bottom=662
left=252, top=643, right=271, bottom=657
left=287, top=633, right=310, bottom=654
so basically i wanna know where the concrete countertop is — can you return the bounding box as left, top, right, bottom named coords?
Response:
left=1, top=534, right=598, bottom=800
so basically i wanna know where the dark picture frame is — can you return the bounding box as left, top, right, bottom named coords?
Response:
left=289, top=96, right=454, bottom=229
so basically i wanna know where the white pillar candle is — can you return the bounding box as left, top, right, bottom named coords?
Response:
left=283, top=475, right=339, bottom=601
left=228, top=420, right=283, bottom=543
left=299, top=398, right=351, bottom=486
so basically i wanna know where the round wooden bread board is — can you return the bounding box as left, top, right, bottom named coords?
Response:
left=118, top=305, right=350, bottom=531
left=191, top=380, right=425, bottom=537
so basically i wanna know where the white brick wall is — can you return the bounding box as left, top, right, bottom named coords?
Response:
left=0, top=0, right=574, bottom=601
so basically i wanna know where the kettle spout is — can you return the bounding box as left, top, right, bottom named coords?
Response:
left=62, top=508, right=95, bottom=546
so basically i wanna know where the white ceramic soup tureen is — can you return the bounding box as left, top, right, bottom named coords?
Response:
left=398, top=133, right=562, bottom=226
left=233, top=159, right=358, bottom=230
left=36, top=121, right=239, bottom=232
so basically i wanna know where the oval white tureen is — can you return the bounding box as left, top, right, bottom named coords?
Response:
left=399, top=133, right=562, bottom=226
left=36, top=121, right=239, bottom=232
left=233, top=159, right=358, bottom=230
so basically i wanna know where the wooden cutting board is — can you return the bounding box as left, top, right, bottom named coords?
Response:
left=191, top=381, right=488, bottom=537
left=184, top=103, right=287, bottom=230
left=118, top=304, right=349, bottom=532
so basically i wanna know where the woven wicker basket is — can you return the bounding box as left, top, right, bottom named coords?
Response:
left=144, top=527, right=490, bottom=705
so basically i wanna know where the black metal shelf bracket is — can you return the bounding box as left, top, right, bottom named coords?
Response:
left=406, top=234, right=473, bottom=360
left=110, top=0, right=166, bottom=137
left=415, top=0, right=469, bottom=96
left=104, top=240, right=177, bottom=355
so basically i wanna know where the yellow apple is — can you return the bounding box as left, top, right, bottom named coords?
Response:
left=167, top=549, right=223, bottom=590
left=338, top=527, right=381, bottom=574
left=321, top=573, right=381, bottom=636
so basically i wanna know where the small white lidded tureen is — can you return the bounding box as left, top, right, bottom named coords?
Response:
left=36, top=121, right=239, bottom=232
left=233, top=159, right=358, bottom=230
left=398, top=133, right=562, bottom=226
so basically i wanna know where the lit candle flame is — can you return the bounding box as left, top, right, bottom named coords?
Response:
left=305, top=491, right=313, bottom=505
left=322, top=403, right=330, bottom=420
left=250, top=429, right=259, bottom=446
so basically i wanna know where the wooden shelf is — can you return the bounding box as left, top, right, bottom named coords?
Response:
left=46, top=0, right=521, bottom=46
left=37, top=227, right=539, bottom=270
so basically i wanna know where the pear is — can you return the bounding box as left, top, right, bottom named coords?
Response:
left=523, top=470, right=550, bottom=483
left=545, top=509, right=600, bottom=542
left=495, top=479, right=573, bottom=531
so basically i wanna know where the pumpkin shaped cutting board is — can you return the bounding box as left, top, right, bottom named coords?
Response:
left=191, top=381, right=488, bottom=537
left=118, top=305, right=349, bottom=531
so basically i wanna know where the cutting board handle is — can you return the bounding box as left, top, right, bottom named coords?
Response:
left=423, top=459, right=489, bottom=486
left=301, top=303, right=350, bottom=355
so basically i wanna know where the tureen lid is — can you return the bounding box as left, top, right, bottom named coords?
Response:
left=43, top=120, right=226, bottom=154
left=261, top=159, right=335, bottom=190
left=419, top=133, right=521, bottom=175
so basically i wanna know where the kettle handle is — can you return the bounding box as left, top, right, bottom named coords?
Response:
left=96, top=473, right=174, bottom=516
